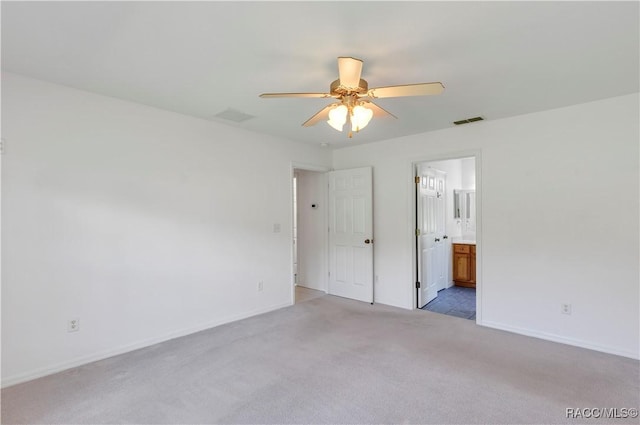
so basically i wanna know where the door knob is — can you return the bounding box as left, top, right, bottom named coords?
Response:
left=435, top=238, right=440, bottom=242
left=365, top=239, right=372, bottom=244
left=443, top=235, right=448, bottom=239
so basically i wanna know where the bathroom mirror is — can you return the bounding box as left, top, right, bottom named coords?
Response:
left=466, top=192, right=474, bottom=219
left=453, top=190, right=462, bottom=219
left=454, top=189, right=476, bottom=236
left=453, top=189, right=476, bottom=220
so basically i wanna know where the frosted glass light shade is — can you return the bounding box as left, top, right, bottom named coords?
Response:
left=327, top=105, right=348, bottom=131
left=351, top=105, right=373, bottom=132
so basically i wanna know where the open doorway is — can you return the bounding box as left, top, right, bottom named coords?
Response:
left=414, top=156, right=479, bottom=321
left=292, top=166, right=329, bottom=304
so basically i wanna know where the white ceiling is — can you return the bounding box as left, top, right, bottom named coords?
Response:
left=2, top=1, right=638, bottom=148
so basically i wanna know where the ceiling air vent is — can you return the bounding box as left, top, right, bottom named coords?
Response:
left=213, top=108, right=256, bottom=123
left=453, top=116, right=484, bottom=125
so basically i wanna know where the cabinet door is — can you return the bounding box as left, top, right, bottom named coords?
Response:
left=470, top=251, right=476, bottom=283
left=453, top=252, right=471, bottom=282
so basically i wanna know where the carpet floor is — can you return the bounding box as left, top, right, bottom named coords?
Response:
left=294, top=285, right=325, bottom=303
left=2, top=295, right=638, bottom=424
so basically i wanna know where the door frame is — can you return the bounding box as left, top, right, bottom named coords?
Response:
left=409, top=150, right=483, bottom=324
left=290, top=162, right=331, bottom=306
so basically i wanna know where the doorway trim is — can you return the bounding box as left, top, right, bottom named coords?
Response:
left=290, top=162, right=331, bottom=306
left=408, top=150, right=483, bottom=324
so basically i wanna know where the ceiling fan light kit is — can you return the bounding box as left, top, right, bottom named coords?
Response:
left=351, top=105, right=374, bottom=132
left=260, top=57, right=444, bottom=138
left=326, top=96, right=374, bottom=137
left=327, top=104, right=348, bottom=131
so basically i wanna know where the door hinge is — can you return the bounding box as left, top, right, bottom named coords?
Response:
left=416, top=281, right=421, bottom=289
left=415, top=228, right=421, bottom=236
left=414, top=176, right=420, bottom=184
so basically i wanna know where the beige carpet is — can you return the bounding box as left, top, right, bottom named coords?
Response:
left=2, top=295, right=638, bottom=424
left=295, top=285, right=326, bottom=303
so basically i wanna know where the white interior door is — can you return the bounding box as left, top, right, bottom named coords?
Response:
left=435, top=173, right=447, bottom=291
left=328, top=167, right=373, bottom=303
left=292, top=174, right=298, bottom=284
left=417, top=168, right=447, bottom=308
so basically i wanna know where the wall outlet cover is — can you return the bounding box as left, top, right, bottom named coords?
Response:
left=68, top=318, right=80, bottom=332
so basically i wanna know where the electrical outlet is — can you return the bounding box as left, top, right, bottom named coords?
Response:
left=273, top=223, right=281, bottom=233
left=68, top=318, right=80, bottom=332
left=375, top=275, right=379, bottom=283
left=258, top=281, right=264, bottom=292
left=561, top=304, right=572, bottom=315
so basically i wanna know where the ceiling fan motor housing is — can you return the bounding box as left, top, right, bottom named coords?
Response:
left=330, top=78, right=368, bottom=96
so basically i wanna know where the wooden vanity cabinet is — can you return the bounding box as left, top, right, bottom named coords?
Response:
left=453, top=243, right=476, bottom=288
left=469, top=245, right=476, bottom=283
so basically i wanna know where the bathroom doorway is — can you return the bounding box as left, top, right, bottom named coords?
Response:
left=414, top=156, right=479, bottom=321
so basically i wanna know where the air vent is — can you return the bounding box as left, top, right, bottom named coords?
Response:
left=213, top=108, right=256, bottom=123
left=453, top=116, right=484, bottom=125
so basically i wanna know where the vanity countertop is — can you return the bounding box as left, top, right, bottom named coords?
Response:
left=452, top=239, right=476, bottom=245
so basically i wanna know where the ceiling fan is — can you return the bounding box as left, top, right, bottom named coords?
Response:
left=260, top=57, right=444, bottom=137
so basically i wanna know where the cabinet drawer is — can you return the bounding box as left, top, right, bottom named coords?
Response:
left=470, top=245, right=476, bottom=255
left=453, top=244, right=470, bottom=254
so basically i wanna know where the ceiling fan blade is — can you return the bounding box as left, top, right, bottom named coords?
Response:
left=302, top=103, right=337, bottom=127
left=338, top=57, right=363, bottom=89
left=360, top=100, right=397, bottom=119
left=367, top=82, right=444, bottom=98
left=259, top=92, right=333, bottom=98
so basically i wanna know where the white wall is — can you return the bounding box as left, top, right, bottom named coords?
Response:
left=333, top=93, right=639, bottom=359
left=295, top=170, right=327, bottom=291
left=1, top=73, right=332, bottom=386
left=459, top=157, right=477, bottom=239
left=460, top=157, right=476, bottom=190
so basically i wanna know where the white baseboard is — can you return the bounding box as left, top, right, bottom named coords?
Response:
left=1, top=301, right=292, bottom=388
left=480, top=320, right=639, bottom=360
left=296, top=283, right=327, bottom=293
